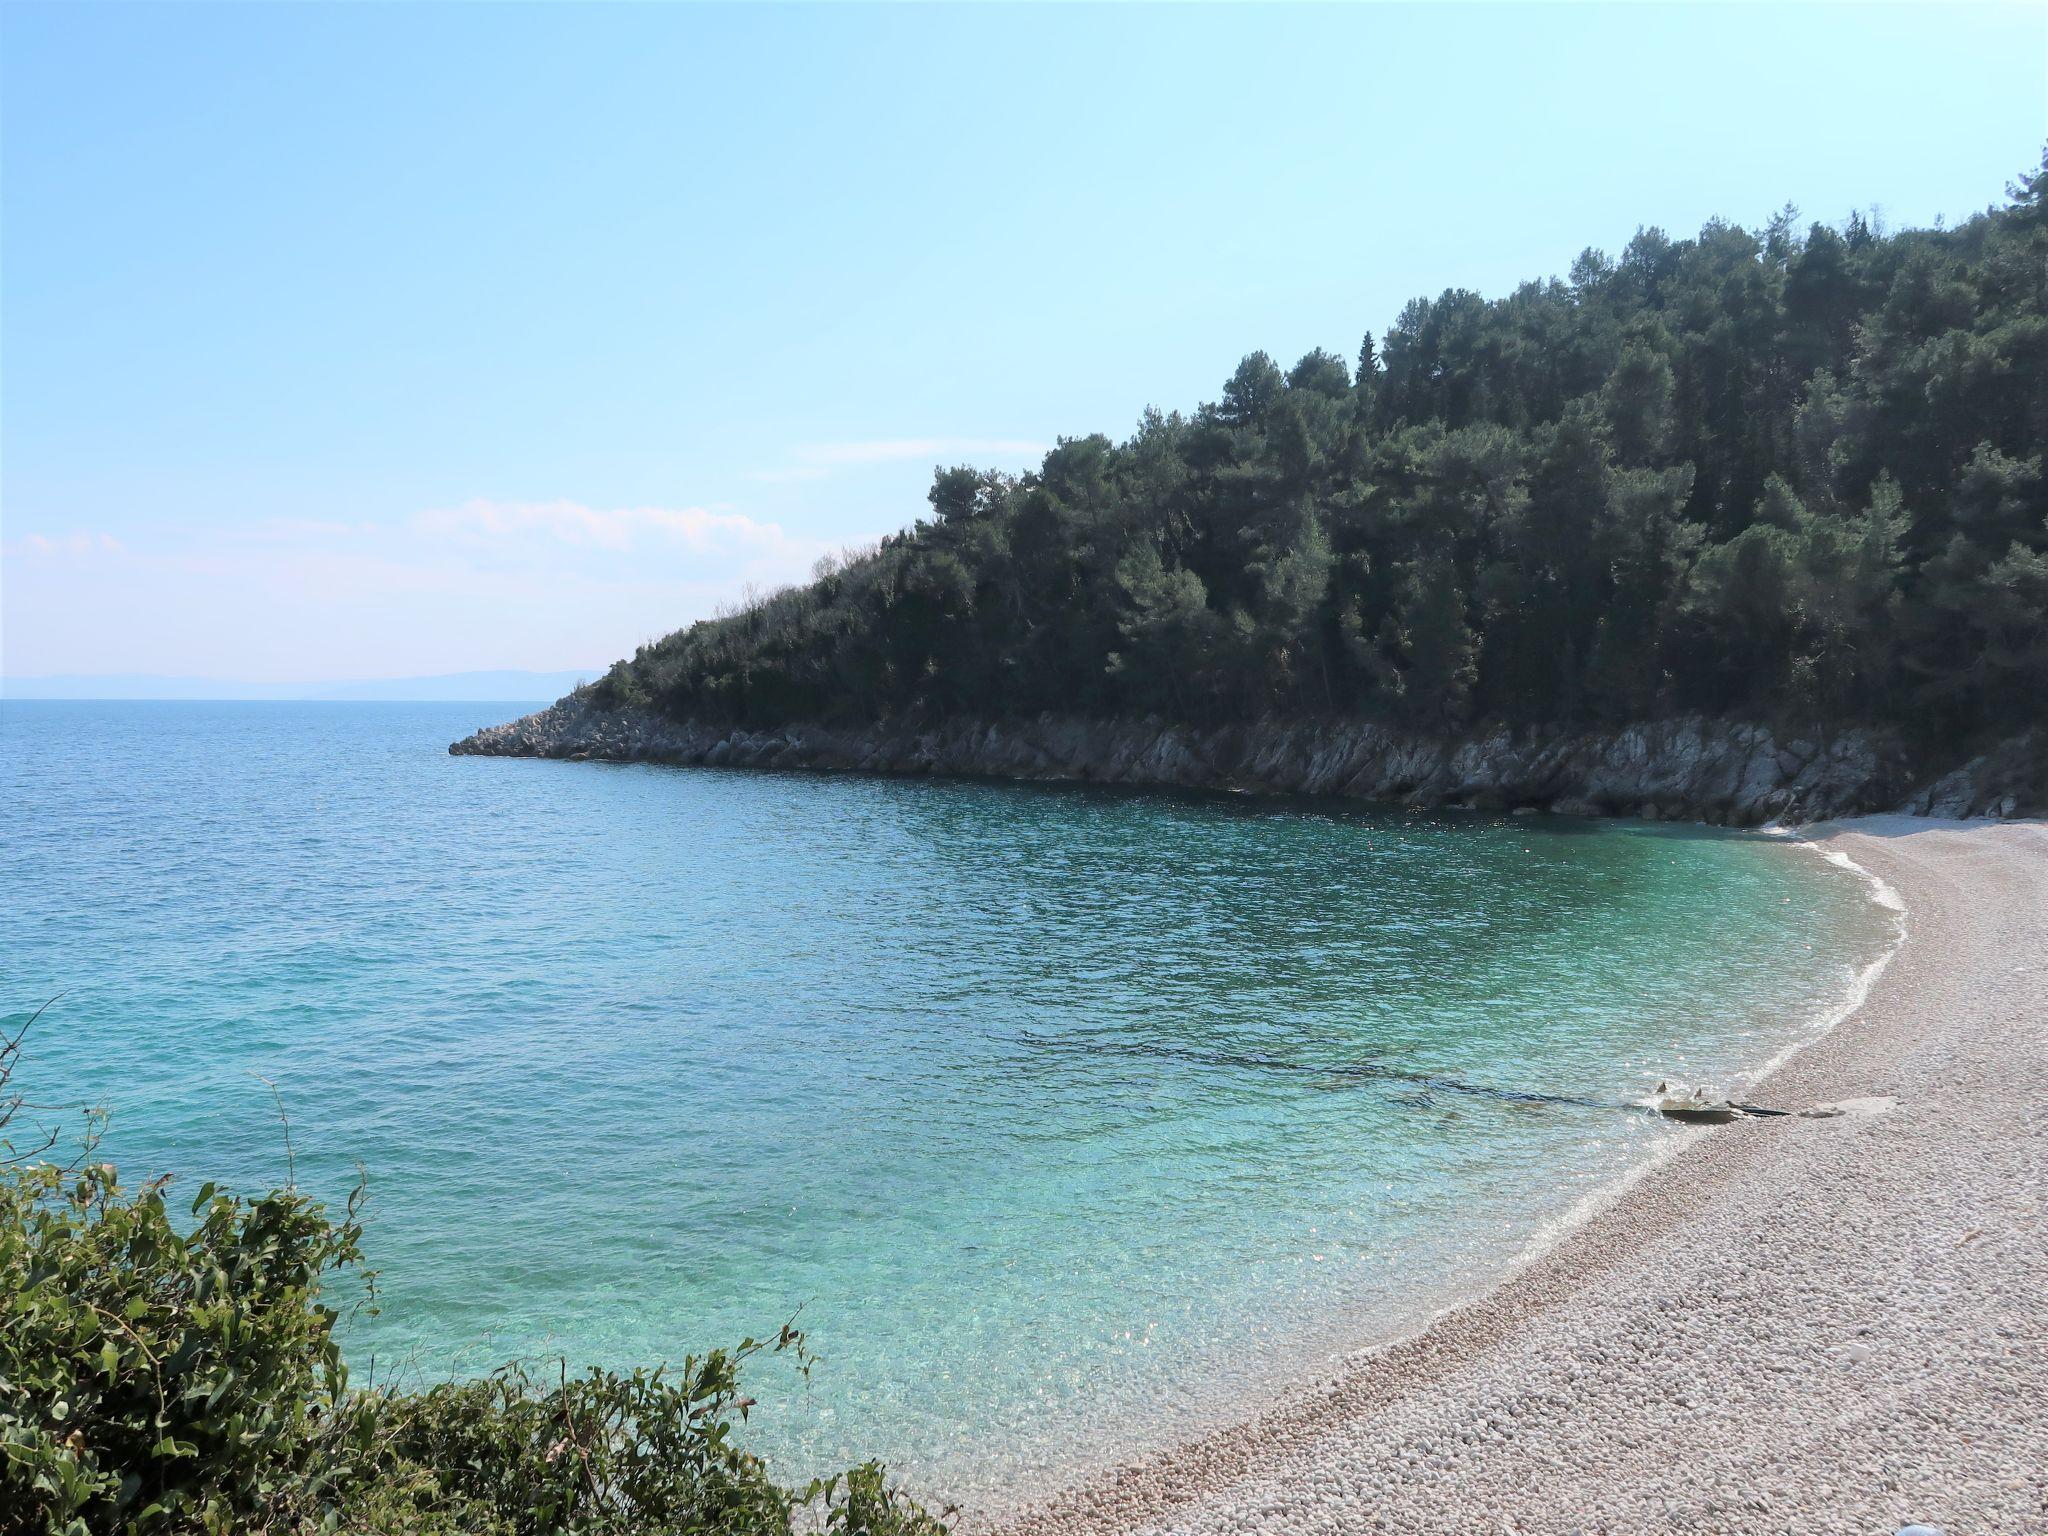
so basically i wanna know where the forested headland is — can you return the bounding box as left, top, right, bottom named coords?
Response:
left=580, top=159, right=2046, bottom=780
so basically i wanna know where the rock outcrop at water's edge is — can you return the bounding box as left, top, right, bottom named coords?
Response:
left=451, top=698, right=2043, bottom=825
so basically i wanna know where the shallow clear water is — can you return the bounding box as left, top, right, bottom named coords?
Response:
left=0, top=701, right=1896, bottom=1506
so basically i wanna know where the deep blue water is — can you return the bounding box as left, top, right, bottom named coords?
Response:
left=0, top=700, right=1896, bottom=1506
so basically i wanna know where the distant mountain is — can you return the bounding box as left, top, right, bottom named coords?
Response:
left=3, top=670, right=603, bottom=702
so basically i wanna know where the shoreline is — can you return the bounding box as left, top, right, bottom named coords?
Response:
left=942, top=823, right=1899, bottom=1524
left=981, top=816, right=2046, bottom=1536
left=1729, top=826, right=1907, bottom=1091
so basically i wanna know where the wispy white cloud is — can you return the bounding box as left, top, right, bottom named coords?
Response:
left=747, top=436, right=1047, bottom=483
left=6, top=531, right=126, bottom=558
left=798, top=437, right=1047, bottom=467
left=412, top=498, right=809, bottom=560
left=2, top=499, right=835, bottom=682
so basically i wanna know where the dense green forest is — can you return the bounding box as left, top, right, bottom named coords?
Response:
left=597, top=157, right=2048, bottom=749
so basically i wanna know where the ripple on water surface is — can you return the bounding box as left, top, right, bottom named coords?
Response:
left=0, top=701, right=1899, bottom=1509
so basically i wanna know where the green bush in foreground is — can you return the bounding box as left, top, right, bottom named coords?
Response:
left=0, top=1163, right=945, bottom=1536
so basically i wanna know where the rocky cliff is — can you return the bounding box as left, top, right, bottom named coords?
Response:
left=452, top=698, right=2041, bottom=824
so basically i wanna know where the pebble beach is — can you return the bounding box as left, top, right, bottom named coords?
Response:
left=992, top=817, right=2047, bottom=1536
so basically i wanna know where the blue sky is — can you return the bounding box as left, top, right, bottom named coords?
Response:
left=4, top=3, right=2044, bottom=683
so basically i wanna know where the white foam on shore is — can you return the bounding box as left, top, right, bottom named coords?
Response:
left=1464, top=826, right=1911, bottom=1327
left=1745, top=828, right=1908, bottom=1084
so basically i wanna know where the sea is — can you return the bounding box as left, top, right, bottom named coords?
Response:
left=0, top=700, right=1900, bottom=1508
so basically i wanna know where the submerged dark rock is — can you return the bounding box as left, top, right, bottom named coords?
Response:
left=450, top=699, right=2043, bottom=826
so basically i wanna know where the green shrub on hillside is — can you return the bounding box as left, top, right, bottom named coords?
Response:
left=0, top=1019, right=945, bottom=1536
left=0, top=1162, right=947, bottom=1536
left=0, top=1163, right=366, bottom=1533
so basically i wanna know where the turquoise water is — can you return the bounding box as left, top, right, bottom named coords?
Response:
left=0, top=702, right=1896, bottom=1507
